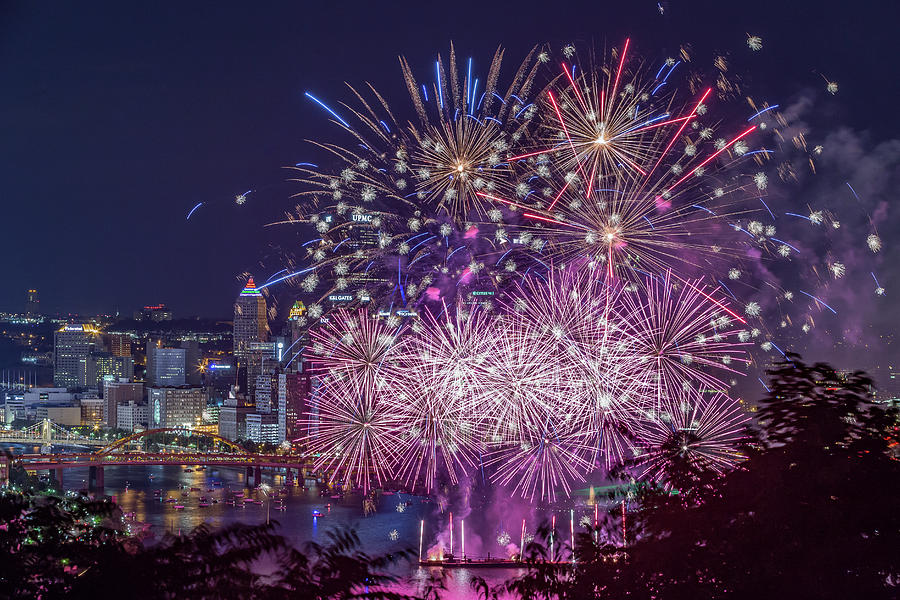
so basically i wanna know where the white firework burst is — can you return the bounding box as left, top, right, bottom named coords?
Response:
left=753, top=172, right=768, bottom=190
left=867, top=234, right=882, bottom=253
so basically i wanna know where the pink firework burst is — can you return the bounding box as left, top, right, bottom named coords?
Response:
left=484, top=415, right=595, bottom=503
left=300, top=376, right=402, bottom=494
left=305, top=308, right=404, bottom=401
left=614, top=271, right=750, bottom=416
left=385, top=303, right=490, bottom=490
left=634, top=392, right=750, bottom=485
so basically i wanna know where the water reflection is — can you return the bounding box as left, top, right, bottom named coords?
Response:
left=3, top=445, right=527, bottom=598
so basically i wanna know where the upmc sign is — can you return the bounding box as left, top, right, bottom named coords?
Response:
left=351, top=213, right=374, bottom=223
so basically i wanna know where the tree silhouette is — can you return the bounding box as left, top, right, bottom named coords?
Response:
left=0, top=489, right=418, bottom=600
left=497, top=356, right=900, bottom=599
left=0, top=488, right=124, bottom=599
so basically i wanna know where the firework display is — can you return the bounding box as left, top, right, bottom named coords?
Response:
left=276, top=38, right=885, bottom=500
left=634, top=392, right=750, bottom=482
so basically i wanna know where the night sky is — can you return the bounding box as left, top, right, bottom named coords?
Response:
left=2, top=0, right=898, bottom=318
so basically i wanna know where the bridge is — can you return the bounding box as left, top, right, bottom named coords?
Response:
left=0, top=418, right=106, bottom=448
left=8, top=427, right=321, bottom=491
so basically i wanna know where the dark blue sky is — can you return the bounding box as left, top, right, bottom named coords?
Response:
left=2, top=0, right=898, bottom=317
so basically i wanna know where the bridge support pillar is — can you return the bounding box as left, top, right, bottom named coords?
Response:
left=52, top=467, right=63, bottom=489
left=0, top=455, right=8, bottom=487
left=254, top=466, right=262, bottom=487
left=286, top=468, right=294, bottom=486
left=246, top=466, right=253, bottom=487
left=88, top=466, right=104, bottom=492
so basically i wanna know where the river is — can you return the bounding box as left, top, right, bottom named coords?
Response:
left=5, top=444, right=538, bottom=598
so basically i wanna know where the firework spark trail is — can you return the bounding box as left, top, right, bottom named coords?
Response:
left=660, top=125, right=757, bottom=196
left=484, top=419, right=595, bottom=502
left=546, top=90, right=591, bottom=184
left=641, top=88, right=711, bottom=187
left=385, top=303, right=493, bottom=489
left=609, top=38, right=631, bottom=118
left=186, top=202, right=203, bottom=220
left=501, top=267, right=647, bottom=469
left=493, top=47, right=776, bottom=288
left=615, top=272, right=749, bottom=414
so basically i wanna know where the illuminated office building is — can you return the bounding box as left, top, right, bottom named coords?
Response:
left=246, top=412, right=280, bottom=444
left=116, top=401, right=149, bottom=431
left=134, top=304, right=173, bottom=321
left=146, top=344, right=186, bottom=387
left=53, top=324, right=102, bottom=389
left=148, top=386, right=206, bottom=429
left=218, top=392, right=255, bottom=441
left=78, top=352, right=134, bottom=390
left=106, top=333, right=132, bottom=358
left=285, top=370, right=311, bottom=440
left=80, top=397, right=104, bottom=427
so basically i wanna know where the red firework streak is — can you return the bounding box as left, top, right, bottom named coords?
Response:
left=608, top=38, right=630, bottom=120
left=561, top=61, right=587, bottom=111
left=640, top=87, right=712, bottom=189
left=522, top=212, right=577, bottom=227
left=547, top=181, right=569, bottom=211
left=546, top=89, right=590, bottom=185
left=658, top=125, right=757, bottom=198
left=474, top=191, right=526, bottom=209
left=674, top=273, right=747, bottom=325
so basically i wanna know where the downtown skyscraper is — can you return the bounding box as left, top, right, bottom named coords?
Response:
left=233, top=277, right=267, bottom=361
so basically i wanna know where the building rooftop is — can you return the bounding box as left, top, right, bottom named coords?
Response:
left=239, top=276, right=262, bottom=297
left=57, top=323, right=101, bottom=334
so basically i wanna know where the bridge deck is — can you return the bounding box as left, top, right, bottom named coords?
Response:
left=16, top=453, right=316, bottom=470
